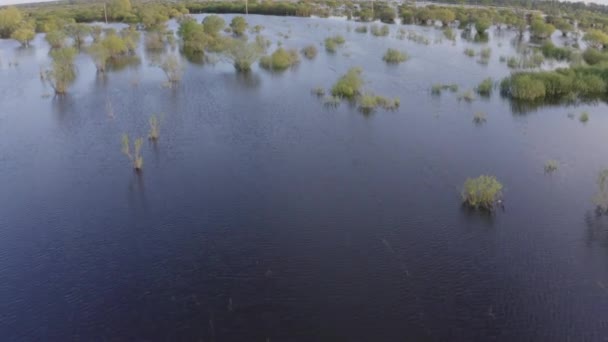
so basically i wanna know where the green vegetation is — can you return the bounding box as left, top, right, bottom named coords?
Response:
left=582, top=48, right=608, bottom=65
left=358, top=93, right=400, bottom=113
left=476, top=78, right=493, bottom=96
left=540, top=42, right=573, bottom=61
left=544, top=160, right=558, bottom=173
left=443, top=27, right=455, bottom=41
left=0, top=6, right=23, bottom=38
left=459, top=90, right=476, bottom=102
left=431, top=83, right=459, bottom=95
left=65, top=23, right=91, bottom=49
left=148, top=115, right=160, bottom=141
left=121, top=134, right=143, bottom=171
left=464, top=48, right=475, bottom=57
left=500, top=66, right=608, bottom=102
left=202, top=15, right=226, bottom=36
left=160, top=55, right=183, bottom=84
left=45, top=30, right=67, bottom=49
left=370, top=24, right=389, bottom=37
left=225, top=36, right=267, bottom=72
left=355, top=26, right=367, bottom=34
left=324, top=35, right=345, bottom=53
left=580, top=111, right=589, bottom=123
left=46, top=47, right=77, bottom=94
left=301, top=45, right=318, bottom=60
left=583, top=29, right=608, bottom=50
left=331, top=67, right=363, bottom=99
left=594, top=169, right=608, bottom=213
left=260, top=48, right=299, bottom=71
left=461, top=175, right=503, bottom=211
left=382, top=49, right=409, bottom=64
left=473, top=111, right=487, bottom=124
left=230, top=16, right=248, bottom=37
left=475, top=17, right=491, bottom=35
left=11, top=23, right=35, bottom=47
left=530, top=17, right=555, bottom=39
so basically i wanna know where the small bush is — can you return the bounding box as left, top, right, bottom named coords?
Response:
left=355, top=26, right=368, bottom=33
left=431, top=83, right=458, bottom=95
left=459, top=90, right=475, bottom=102
left=301, top=45, right=318, bottom=59
left=370, top=24, right=390, bottom=37
left=311, top=87, right=325, bottom=97
left=159, top=55, right=183, bottom=85
left=331, top=67, right=363, bottom=99
left=260, top=48, right=299, bottom=71
left=443, top=27, right=455, bottom=41
left=324, top=35, right=345, bottom=53
left=579, top=111, right=589, bottom=123
left=476, top=78, right=493, bottom=96
left=473, top=111, right=487, bottom=124
left=323, top=95, right=341, bottom=108
left=544, top=160, right=558, bottom=173
left=358, top=93, right=400, bottom=112
left=464, top=48, right=475, bottom=57
left=461, top=175, right=503, bottom=211
left=383, top=48, right=409, bottom=64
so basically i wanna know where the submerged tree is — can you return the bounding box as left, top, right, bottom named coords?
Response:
left=0, top=6, right=23, bottom=39
left=121, top=134, right=143, bottom=171
left=10, top=23, right=35, bottom=47
left=225, top=36, right=267, bottom=72
left=65, top=23, right=92, bottom=49
left=46, top=47, right=78, bottom=94
left=159, top=55, right=183, bottom=85
left=46, top=30, right=67, bottom=49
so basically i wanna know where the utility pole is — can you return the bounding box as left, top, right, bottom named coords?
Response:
left=371, top=0, right=374, bottom=21
left=104, top=3, right=108, bottom=24
left=245, top=0, right=248, bottom=15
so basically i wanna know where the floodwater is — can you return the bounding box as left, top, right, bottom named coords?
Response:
left=1, top=14, right=608, bottom=341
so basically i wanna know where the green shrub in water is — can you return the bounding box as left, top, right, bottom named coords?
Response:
left=461, top=175, right=503, bottom=210
left=331, top=67, right=363, bottom=99
left=383, top=48, right=409, bottom=64
left=259, top=47, right=299, bottom=70
left=476, top=78, right=493, bottom=96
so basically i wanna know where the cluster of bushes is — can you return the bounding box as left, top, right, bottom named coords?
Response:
left=540, top=42, right=574, bottom=61
left=431, top=83, right=459, bottom=95
left=358, top=93, right=400, bottom=112
left=500, top=65, right=608, bottom=101
left=328, top=67, right=400, bottom=113
left=260, top=48, right=299, bottom=71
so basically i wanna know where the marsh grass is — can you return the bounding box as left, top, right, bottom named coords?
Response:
left=580, top=111, right=589, bottom=123
left=475, top=78, right=493, bottom=96
left=370, top=24, right=389, bottom=37
left=121, top=134, right=144, bottom=171
left=301, top=45, right=318, bottom=59
left=458, top=90, right=475, bottom=102
left=311, top=87, right=325, bottom=97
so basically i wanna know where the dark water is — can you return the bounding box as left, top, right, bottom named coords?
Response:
left=1, top=14, right=608, bottom=341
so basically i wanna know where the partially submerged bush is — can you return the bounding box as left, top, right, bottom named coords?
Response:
left=45, top=30, right=66, bottom=49
left=431, top=83, right=458, bottom=95
left=311, top=87, right=325, bottom=97
left=159, top=55, right=183, bottom=85
left=355, top=26, right=368, bottom=33
left=324, top=35, right=345, bottom=53
left=331, top=67, right=363, bottom=99
left=461, top=175, right=503, bottom=211
left=580, top=111, right=589, bottom=123
left=259, top=47, right=299, bottom=71
left=473, top=111, right=487, bottom=124
left=46, top=47, right=78, bottom=94
left=464, top=48, right=475, bottom=57
left=544, top=160, right=558, bottom=173
left=459, top=90, right=475, bottom=102
left=358, top=93, right=400, bottom=113
left=225, top=36, right=267, bottom=72
left=383, top=48, right=409, bottom=64
left=476, top=78, right=493, bottom=96
left=230, top=16, right=248, bottom=37
left=370, top=24, right=389, bottom=37
left=121, top=134, right=143, bottom=171
left=148, top=115, right=160, bottom=141
left=301, top=45, right=318, bottom=59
